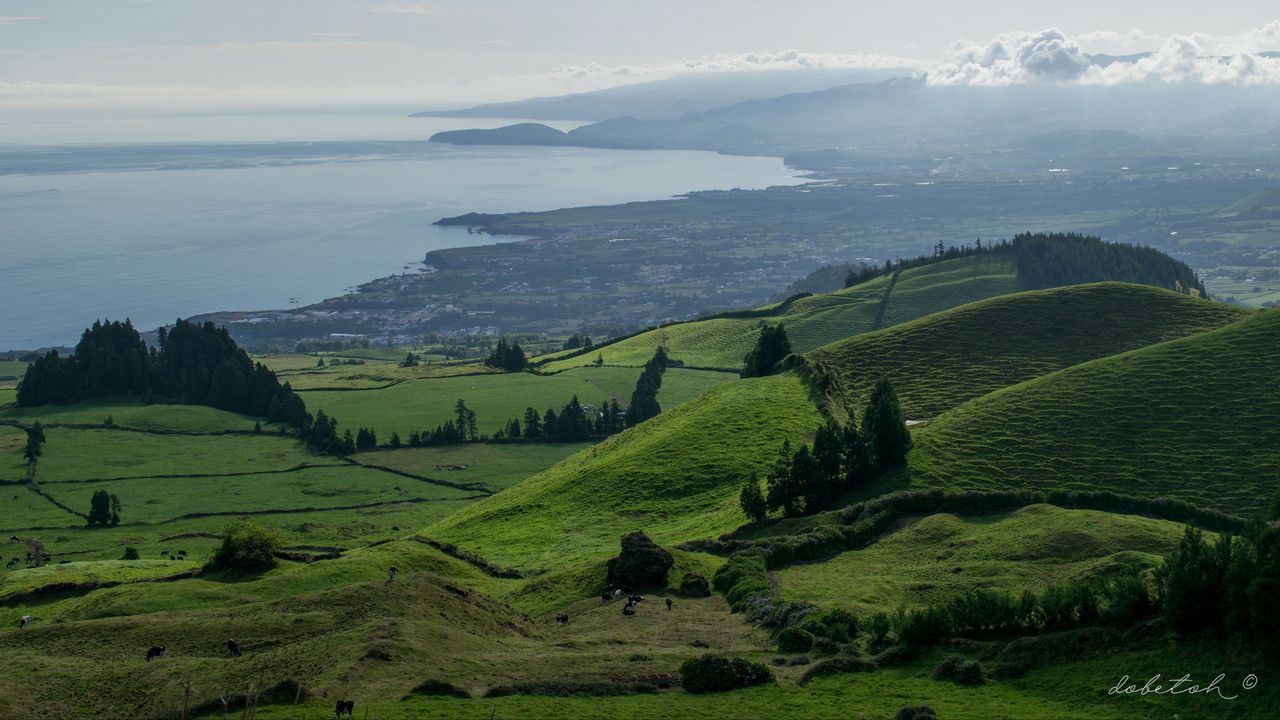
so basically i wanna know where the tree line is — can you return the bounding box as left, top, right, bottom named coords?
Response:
left=484, top=338, right=529, bottom=372
left=740, top=377, right=912, bottom=520
left=841, top=232, right=1205, bottom=297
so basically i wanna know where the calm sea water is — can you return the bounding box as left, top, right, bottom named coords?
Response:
left=0, top=112, right=799, bottom=349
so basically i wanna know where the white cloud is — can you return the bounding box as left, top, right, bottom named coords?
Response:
left=368, top=2, right=449, bottom=16
left=543, top=48, right=921, bottom=80
left=928, top=25, right=1280, bottom=86
left=0, top=15, right=42, bottom=26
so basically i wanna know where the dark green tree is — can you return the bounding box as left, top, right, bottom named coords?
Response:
left=522, top=407, right=542, bottom=439
left=739, top=475, right=767, bottom=522
left=740, top=323, right=791, bottom=378
left=840, top=419, right=875, bottom=490
left=87, top=489, right=112, bottom=526
left=862, top=377, right=912, bottom=468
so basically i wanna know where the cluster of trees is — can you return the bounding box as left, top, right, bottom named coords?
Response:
left=740, top=378, right=911, bottom=520
left=740, top=324, right=791, bottom=378
left=625, top=347, right=668, bottom=426
left=1012, top=232, right=1206, bottom=296
left=400, top=352, right=421, bottom=367
left=21, top=422, right=45, bottom=479
left=840, top=232, right=1205, bottom=298
left=562, top=333, right=594, bottom=350
left=87, top=489, right=121, bottom=527
left=495, top=395, right=624, bottom=443
left=1159, top=524, right=1280, bottom=657
left=400, top=399, right=481, bottom=447
left=484, top=338, right=528, bottom=372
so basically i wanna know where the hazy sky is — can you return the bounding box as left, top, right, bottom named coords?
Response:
left=2, top=1, right=1279, bottom=111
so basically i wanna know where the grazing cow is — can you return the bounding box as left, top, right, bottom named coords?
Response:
left=555, top=613, right=569, bottom=625
left=628, top=594, right=644, bottom=604
left=19, top=615, right=31, bottom=629
left=335, top=699, right=355, bottom=718
left=8, top=535, right=18, bottom=542
left=622, top=603, right=636, bottom=616
left=666, top=598, right=673, bottom=611
left=387, top=565, right=399, bottom=583
left=145, top=645, right=166, bottom=662
left=612, top=589, right=623, bottom=599
left=226, top=639, right=241, bottom=657
left=600, top=590, right=612, bottom=602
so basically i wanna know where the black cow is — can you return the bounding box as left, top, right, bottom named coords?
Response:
left=19, top=615, right=30, bottom=629
left=226, top=639, right=241, bottom=657
left=335, top=699, right=355, bottom=718
left=145, top=645, right=166, bottom=661
left=666, top=598, right=673, bottom=611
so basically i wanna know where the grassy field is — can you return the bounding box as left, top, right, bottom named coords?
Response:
left=776, top=505, right=1186, bottom=616
left=428, top=373, right=824, bottom=569
left=272, top=360, right=500, bottom=390
left=33, top=428, right=323, bottom=481
left=880, top=254, right=1018, bottom=327
left=0, top=401, right=274, bottom=433
left=809, top=283, right=1247, bottom=419
left=302, top=366, right=734, bottom=439
left=357, top=442, right=593, bottom=491
left=899, top=309, right=1280, bottom=514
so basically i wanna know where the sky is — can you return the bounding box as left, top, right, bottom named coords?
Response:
left=2, top=1, right=1280, bottom=112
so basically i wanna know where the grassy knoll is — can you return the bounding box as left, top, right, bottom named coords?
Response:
left=358, top=442, right=593, bottom=491
left=428, top=373, right=823, bottom=569
left=776, top=505, right=1186, bottom=616
left=0, top=400, right=272, bottom=433
left=33, top=428, right=324, bottom=481
left=809, top=283, right=1247, bottom=419
left=0, top=559, right=200, bottom=601
left=40, top=465, right=476, bottom=525
left=537, top=255, right=1027, bottom=373
left=900, top=309, right=1280, bottom=514
left=880, top=253, right=1017, bottom=327
left=304, top=366, right=733, bottom=438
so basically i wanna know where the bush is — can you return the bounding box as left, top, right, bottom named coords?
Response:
left=206, top=522, right=282, bottom=572
left=777, top=627, right=815, bottom=653
left=896, top=706, right=939, bottom=720
left=934, top=654, right=983, bottom=685
left=679, top=654, right=774, bottom=694
left=605, top=531, right=674, bottom=589
left=402, top=679, right=470, bottom=700
left=121, top=547, right=140, bottom=560
left=798, top=655, right=875, bottom=685
left=800, top=608, right=858, bottom=643
left=678, top=573, right=711, bottom=597
left=713, top=550, right=771, bottom=612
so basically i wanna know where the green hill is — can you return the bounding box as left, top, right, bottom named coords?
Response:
left=775, top=504, right=1187, bottom=616
left=1216, top=188, right=1280, bottom=218
left=899, top=309, right=1280, bottom=514
left=541, top=254, right=1016, bottom=372
left=428, top=373, right=823, bottom=568
left=808, top=283, right=1247, bottom=419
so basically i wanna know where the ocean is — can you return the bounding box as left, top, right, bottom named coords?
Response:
left=0, top=112, right=799, bottom=349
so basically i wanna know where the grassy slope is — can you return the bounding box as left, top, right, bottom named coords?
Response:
left=899, top=309, right=1280, bottom=514
left=539, top=256, right=1023, bottom=372
left=357, top=442, right=593, bottom=491
left=777, top=504, right=1186, bottom=615
left=809, top=283, right=1247, bottom=419
left=0, top=401, right=273, bottom=433
left=429, top=373, right=824, bottom=569
left=302, top=366, right=733, bottom=438
left=34, top=428, right=323, bottom=480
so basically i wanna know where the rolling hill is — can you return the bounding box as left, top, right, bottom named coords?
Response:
left=540, top=254, right=1016, bottom=372
left=898, top=309, right=1280, bottom=514
left=808, top=283, right=1247, bottom=419
left=427, top=373, right=823, bottom=569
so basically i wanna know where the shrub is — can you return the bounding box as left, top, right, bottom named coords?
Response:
left=934, top=654, right=983, bottom=685
left=778, top=627, right=815, bottom=653
left=121, top=547, right=140, bottom=560
left=402, top=679, right=470, bottom=700
left=679, top=654, right=774, bottom=694
left=206, top=522, right=282, bottom=572
left=713, top=550, right=771, bottom=612
left=896, top=706, right=939, bottom=720
left=678, top=573, right=711, bottom=597
left=798, top=655, right=875, bottom=685
left=605, top=531, right=674, bottom=589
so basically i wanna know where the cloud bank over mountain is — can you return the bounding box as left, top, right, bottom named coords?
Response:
left=929, top=24, right=1280, bottom=86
